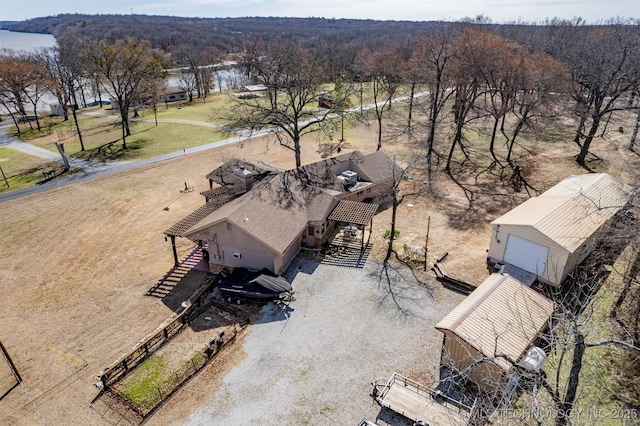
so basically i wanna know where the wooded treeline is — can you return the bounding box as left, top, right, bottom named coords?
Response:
left=2, top=14, right=440, bottom=55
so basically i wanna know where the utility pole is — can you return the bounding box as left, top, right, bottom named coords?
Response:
left=424, top=215, right=431, bottom=271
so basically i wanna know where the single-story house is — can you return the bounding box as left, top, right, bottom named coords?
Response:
left=488, top=173, right=630, bottom=286
left=435, top=273, right=554, bottom=397
left=167, top=150, right=400, bottom=274
left=162, top=90, right=187, bottom=103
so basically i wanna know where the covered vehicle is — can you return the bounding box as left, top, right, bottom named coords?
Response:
left=217, top=267, right=294, bottom=303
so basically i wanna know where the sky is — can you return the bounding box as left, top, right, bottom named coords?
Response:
left=0, top=0, right=638, bottom=24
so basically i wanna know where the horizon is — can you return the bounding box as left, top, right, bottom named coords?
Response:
left=0, top=0, right=638, bottom=25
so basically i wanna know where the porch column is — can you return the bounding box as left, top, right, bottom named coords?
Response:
left=171, top=235, right=178, bottom=266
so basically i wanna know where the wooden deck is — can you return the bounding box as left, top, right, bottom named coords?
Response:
left=375, top=373, right=472, bottom=426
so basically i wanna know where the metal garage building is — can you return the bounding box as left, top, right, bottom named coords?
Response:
left=488, top=173, right=630, bottom=287
left=435, top=273, right=554, bottom=397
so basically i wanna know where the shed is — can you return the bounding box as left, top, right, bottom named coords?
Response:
left=435, top=273, right=554, bottom=396
left=488, top=173, right=630, bottom=286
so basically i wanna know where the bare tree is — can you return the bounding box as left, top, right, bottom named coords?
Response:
left=83, top=37, right=165, bottom=150
left=34, top=47, right=86, bottom=150
left=445, top=27, right=494, bottom=174
left=357, top=48, right=405, bottom=151
left=410, top=25, right=456, bottom=180
left=224, top=40, right=333, bottom=168
left=561, top=21, right=640, bottom=166
left=18, top=52, right=51, bottom=132
left=0, top=50, right=31, bottom=133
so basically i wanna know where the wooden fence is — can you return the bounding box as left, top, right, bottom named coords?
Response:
left=116, top=325, right=242, bottom=419
left=98, top=275, right=217, bottom=388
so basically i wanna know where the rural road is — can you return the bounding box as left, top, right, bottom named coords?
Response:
left=0, top=92, right=427, bottom=203
left=0, top=120, right=255, bottom=203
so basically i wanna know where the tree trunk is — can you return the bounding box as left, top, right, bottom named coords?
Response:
left=120, top=111, right=128, bottom=150
left=407, top=81, right=416, bottom=134
left=556, top=330, right=585, bottom=426
left=576, top=116, right=601, bottom=165
left=70, top=91, right=84, bottom=151
left=574, top=114, right=586, bottom=147
left=293, top=135, right=301, bottom=169
left=489, top=116, right=499, bottom=165
left=384, top=193, right=399, bottom=263
left=506, top=118, right=525, bottom=165
left=611, top=251, right=640, bottom=320
left=446, top=123, right=463, bottom=174
left=377, top=113, right=383, bottom=151
left=427, top=121, right=435, bottom=184
left=629, top=110, right=640, bottom=152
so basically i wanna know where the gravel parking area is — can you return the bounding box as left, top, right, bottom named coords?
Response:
left=185, top=253, right=466, bottom=425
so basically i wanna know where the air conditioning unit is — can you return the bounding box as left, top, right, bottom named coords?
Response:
left=341, top=170, right=357, bottom=186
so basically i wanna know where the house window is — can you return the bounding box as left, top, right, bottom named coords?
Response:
left=367, top=188, right=371, bottom=193
left=308, top=226, right=314, bottom=236
left=357, top=190, right=363, bottom=196
left=227, top=223, right=232, bottom=231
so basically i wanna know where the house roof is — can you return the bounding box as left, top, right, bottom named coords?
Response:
left=346, top=150, right=403, bottom=183
left=181, top=151, right=396, bottom=253
left=205, top=158, right=285, bottom=187
left=435, top=273, right=554, bottom=371
left=492, top=173, right=630, bottom=253
left=164, top=187, right=236, bottom=237
left=186, top=173, right=316, bottom=253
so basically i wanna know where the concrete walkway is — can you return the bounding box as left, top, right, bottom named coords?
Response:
left=80, top=110, right=229, bottom=129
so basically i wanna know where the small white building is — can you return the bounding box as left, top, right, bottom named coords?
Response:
left=50, top=103, right=65, bottom=116
left=488, top=173, right=630, bottom=287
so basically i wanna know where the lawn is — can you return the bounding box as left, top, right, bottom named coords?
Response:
left=0, top=146, right=67, bottom=192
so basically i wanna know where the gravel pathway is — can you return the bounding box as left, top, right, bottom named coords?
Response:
left=186, top=254, right=465, bottom=425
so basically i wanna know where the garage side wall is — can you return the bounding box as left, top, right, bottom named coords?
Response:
left=440, top=331, right=507, bottom=396
left=488, top=224, right=568, bottom=286
left=277, top=232, right=304, bottom=275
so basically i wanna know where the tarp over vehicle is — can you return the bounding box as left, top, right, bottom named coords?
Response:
left=250, top=275, right=292, bottom=294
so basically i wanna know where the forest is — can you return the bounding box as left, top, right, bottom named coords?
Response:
left=2, top=14, right=441, bottom=54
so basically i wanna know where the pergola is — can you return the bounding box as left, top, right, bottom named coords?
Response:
left=328, top=200, right=379, bottom=248
left=164, top=187, right=235, bottom=265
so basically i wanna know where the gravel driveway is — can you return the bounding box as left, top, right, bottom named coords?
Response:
left=185, top=253, right=466, bottom=425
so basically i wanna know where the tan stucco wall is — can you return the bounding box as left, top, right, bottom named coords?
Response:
left=197, top=221, right=276, bottom=272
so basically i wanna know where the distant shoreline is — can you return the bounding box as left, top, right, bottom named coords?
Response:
left=0, top=29, right=57, bottom=51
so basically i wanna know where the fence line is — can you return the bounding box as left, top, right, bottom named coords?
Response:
left=113, top=324, right=243, bottom=421
left=98, top=275, right=217, bottom=388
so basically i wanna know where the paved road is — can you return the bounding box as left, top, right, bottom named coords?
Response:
left=0, top=92, right=427, bottom=203
left=0, top=121, right=256, bottom=203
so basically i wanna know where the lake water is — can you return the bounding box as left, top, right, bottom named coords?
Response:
left=0, top=29, right=57, bottom=51
left=0, top=29, right=247, bottom=111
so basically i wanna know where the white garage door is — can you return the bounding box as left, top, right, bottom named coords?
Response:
left=503, top=234, right=548, bottom=275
